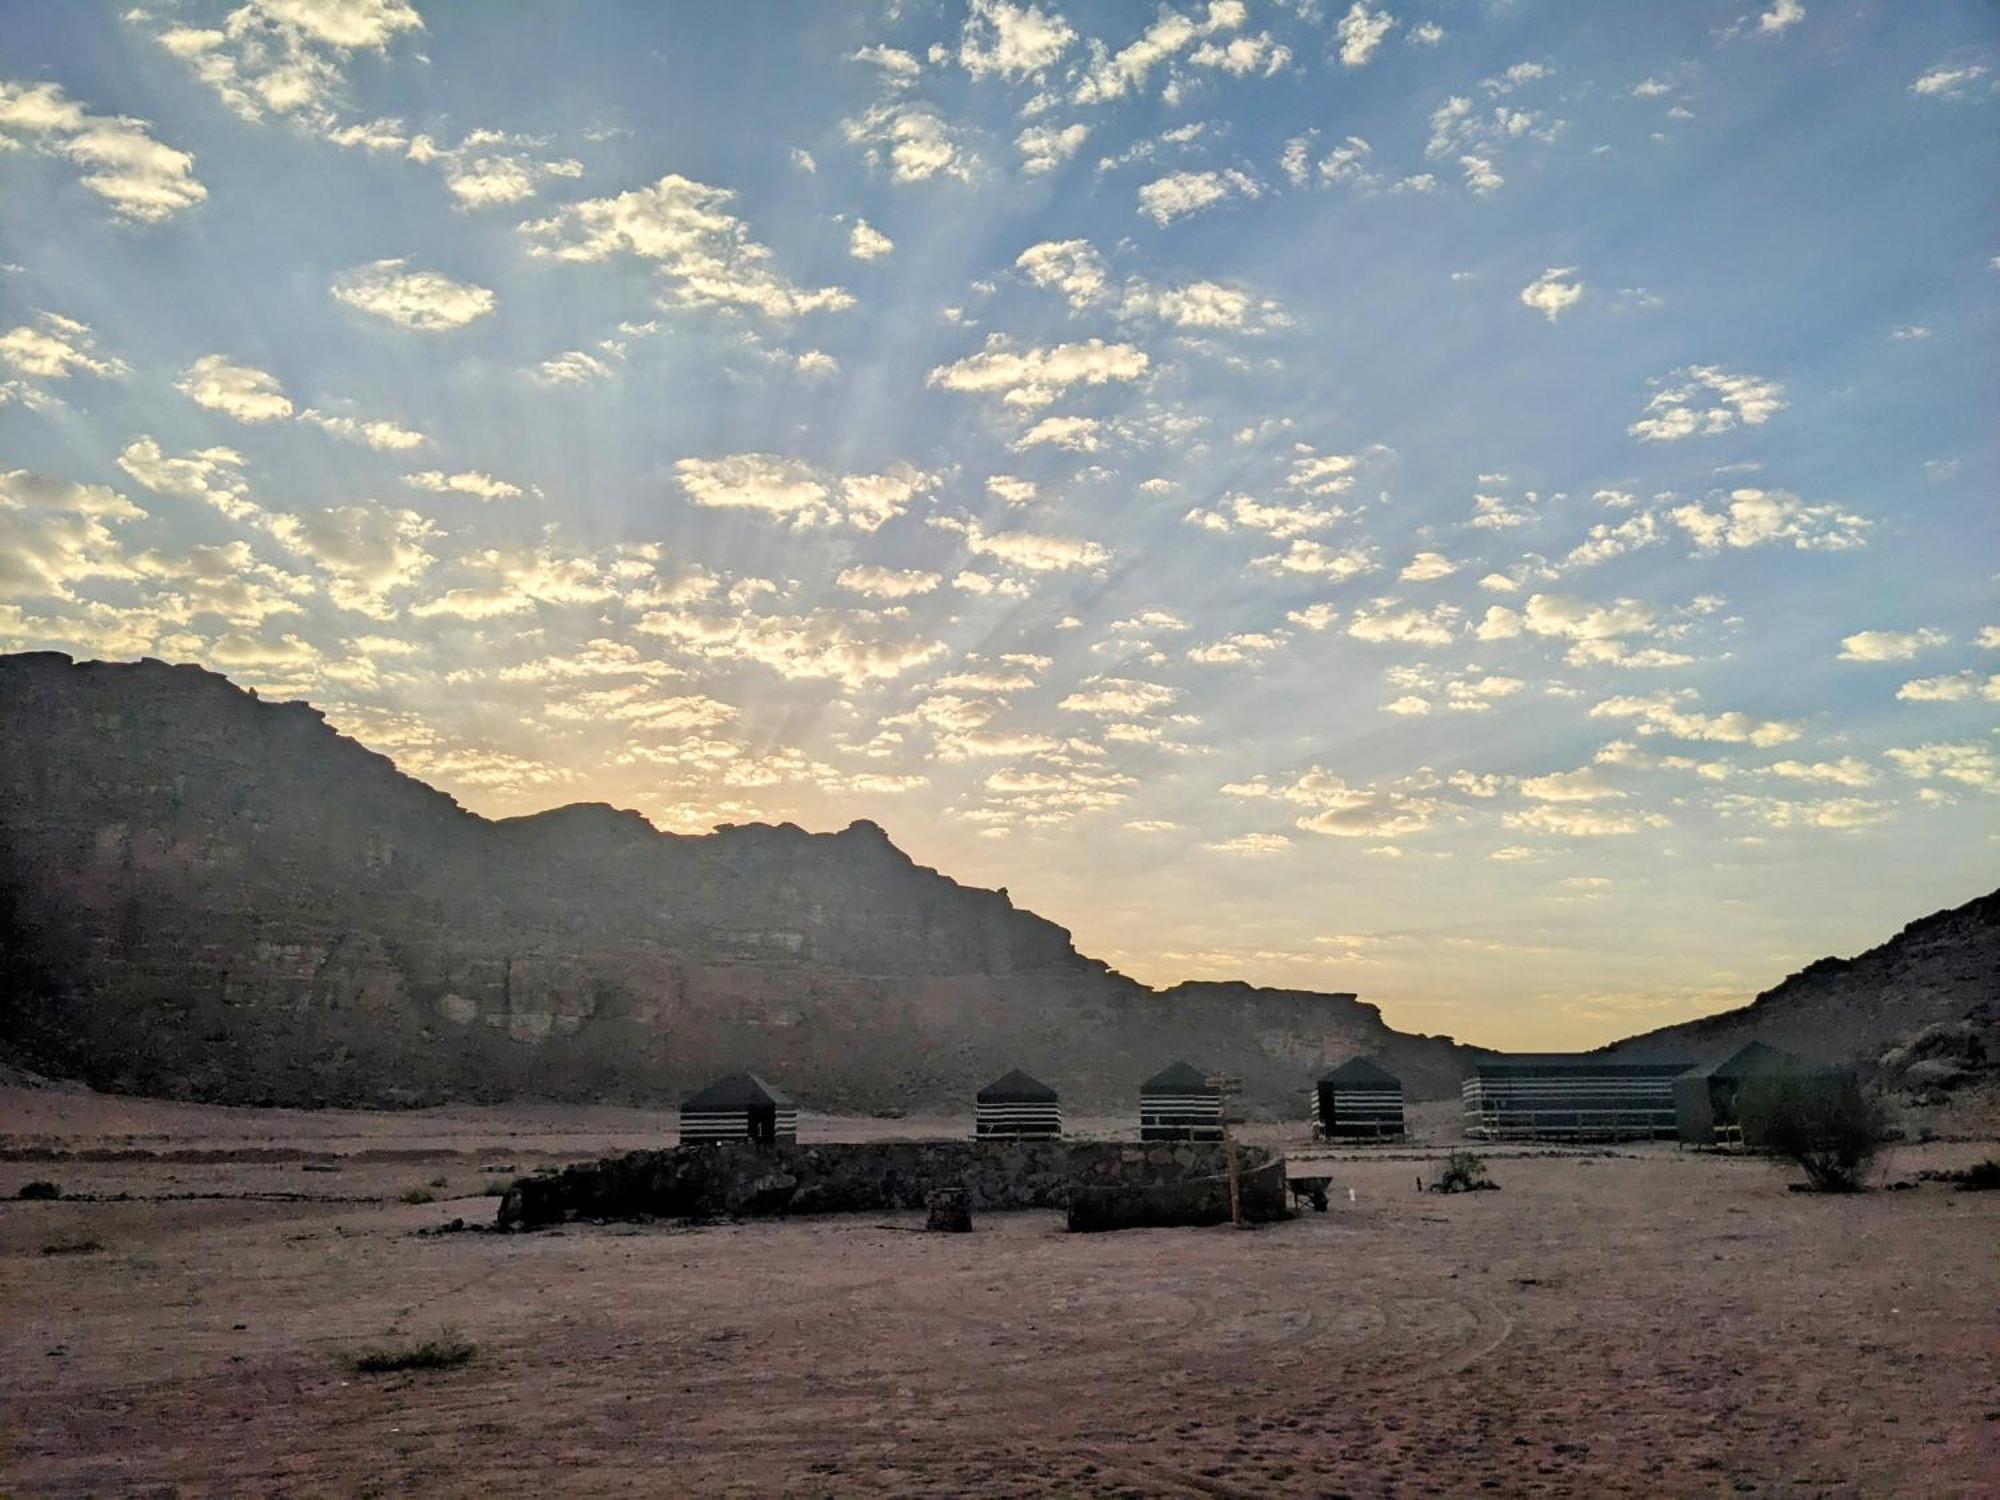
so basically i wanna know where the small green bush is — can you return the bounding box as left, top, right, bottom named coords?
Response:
left=352, top=1333, right=475, bottom=1374
left=1432, top=1151, right=1498, bottom=1193
left=400, top=1188, right=436, bottom=1205
left=1738, top=1075, right=1887, bottom=1193
left=41, top=1238, right=103, bottom=1256
left=1950, top=1158, right=2000, bottom=1192
left=17, top=1180, right=61, bottom=1201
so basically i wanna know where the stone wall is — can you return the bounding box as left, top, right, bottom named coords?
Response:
left=496, top=1139, right=1288, bottom=1230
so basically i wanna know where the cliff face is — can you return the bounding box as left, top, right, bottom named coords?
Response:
left=0, top=653, right=1480, bottom=1111
left=1603, top=891, right=2000, bottom=1067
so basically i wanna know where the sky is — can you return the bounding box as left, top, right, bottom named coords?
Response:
left=1, top=0, right=1995, bottom=1051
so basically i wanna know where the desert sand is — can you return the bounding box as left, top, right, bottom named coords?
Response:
left=3, top=1088, right=1996, bottom=1498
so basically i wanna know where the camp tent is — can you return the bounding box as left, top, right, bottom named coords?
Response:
left=1314, top=1057, right=1405, bottom=1140
left=975, top=1068, right=1063, bottom=1139
left=1674, top=1041, right=1857, bottom=1147
left=1139, top=1061, right=1224, bottom=1141
left=1462, top=1056, right=1692, bottom=1140
left=680, top=1073, right=798, bottom=1145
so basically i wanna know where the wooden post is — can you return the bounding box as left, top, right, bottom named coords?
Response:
left=1207, top=1074, right=1245, bottom=1228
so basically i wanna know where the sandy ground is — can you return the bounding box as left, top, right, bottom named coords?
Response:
left=3, top=1089, right=1997, bottom=1498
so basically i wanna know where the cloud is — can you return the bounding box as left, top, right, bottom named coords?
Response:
left=1910, top=63, right=1989, bottom=98
left=1348, top=599, right=1459, bottom=647
left=1017, top=238, right=1285, bottom=331
left=1670, top=489, right=1868, bottom=552
left=1758, top=0, right=1806, bottom=35
left=1186, top=493, right=1344, bottom=540
left=1206, top=832, right=1291, bottom=855
left=264, top=501, right=436, bottom=615
left=404, top=470, right=522, bottom=501
left=1014, top=416, right=1102, bottom=451
left=1073, top=3, right=1245, bottom=105
left=142, top=0, right=423, bottom=129
left=1058, top=677, right=1178, bottom=716
left=1591, top=689, right=1801, bottom=747
left=176, top=354, right=294, bottom=422
left=843, top=101, right=980, bottom=183
left=934, top=515, right=1110, bottom=572
left=1016, top=121, right=1090, bottom=175
left=1519, top=267, right=1583, bottom=322
left=117, top=437, right=255, bottom=520
left=1187, top=631, right=1283, bottom=664
left=0, top=313, right=130, bottom=398
left=1400, top=551, right=1458, bottom=582
left=298, top=408, right=427, bottom=450
left=848, top=218, right=894, bottom=260
left=1630, top=365, right=1787, bottom=440
left=1478, top=593, right=1657, bottom=644
left=836, top=565, right=942, bottom=599
left=521, top=174, right=854, bottom=316
left=1336, top=4, right=1397, bottom=68
left=675, top=455, right=934, bottom=532
left=1503, top=804, right=1667, bottom=837
left=1252, top=539, right=1378, bottom=579
left=958, top=1, right=1076, bottom=80
left=1136, top=168, right=1260, bottom=224
left=1896, top=672, right=1998, bottom=703
left=1519, top=767, right=1624, bottom=802
left=1883, top=741, right=1998, bottom=792
left=1838, top=627, right=1947, bottom=663
left=535, top=349, right=616, bottom=385
left=0, top=79, right=207, bottom=223
left=927, top=335, right=1147, bottom=408
left=331, top=259, right=495, bottom=330
left=1190, top=32, right=1291, bottom=77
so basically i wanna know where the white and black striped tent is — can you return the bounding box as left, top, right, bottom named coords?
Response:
left=1313, top=1057, right=1406, bottom=1140
left=1139, top=1061, right=1224, bottom=1142
left=975, top=1068, right=1062, bottom=1139
left=680, top=1073, right=798, bottom=1145
left=1462, top=1056, right=1691, bottom=1140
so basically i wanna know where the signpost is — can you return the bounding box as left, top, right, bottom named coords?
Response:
left=1206, top=1074, right=1246, bottom=1229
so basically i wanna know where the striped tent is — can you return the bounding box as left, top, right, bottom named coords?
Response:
left=680, top=1073, right=798, bottom=1145
left=1313, top=1057, right=1405, bottom=1140
left=1674, top=1042, right=1857, bottom=1147
left=1462, top=1056, right=1691, bottom=1141
left=1139, top=1061, right=1224, bottom=1142
left=975, top=1068, right=1062, bottom=1139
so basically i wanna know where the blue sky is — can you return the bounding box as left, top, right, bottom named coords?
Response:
left=1, top=1, right=1994, bottom=1048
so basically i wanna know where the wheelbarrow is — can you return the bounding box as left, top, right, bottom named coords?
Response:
left=1287, top=1174, right=1332, bottom=1212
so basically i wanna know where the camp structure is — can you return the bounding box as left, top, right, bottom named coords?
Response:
left=1312, top=1057, right=1406, bottom=1140
left=679, top=1073, right=798, bottom=1145
left=1674, top=1042, right=1859, bottom=1147
left=1139, top=1061, right=1225, bottom=1142
left=1462, top=1056, right=1692, bottom=1140
left=975, top=1068, right=1063, bottom=1139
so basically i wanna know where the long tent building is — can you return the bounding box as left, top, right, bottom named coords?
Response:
left=1463, top=1056, right=1691, bottom=1140
left=1139, top=1061, right=1225, bottom=1142
left=1313, top=1057, right=1406, bottom=1140
left=680, top=1073, right=798, bottom=1145
left=975, top=1068, right=1063, bottom=1139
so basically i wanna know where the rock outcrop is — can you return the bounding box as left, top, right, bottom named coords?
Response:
left=0, top=653, right=1480, bottom=1112
left=1603, top=891, right=2000, bottom=1069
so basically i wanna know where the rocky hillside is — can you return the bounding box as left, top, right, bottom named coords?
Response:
left=0, top=653, right=1481, bottom=1113
left=1604, top=890, right=2000, bottom=1067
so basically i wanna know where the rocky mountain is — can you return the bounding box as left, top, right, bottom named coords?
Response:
left=1603, top=890, right=2000, bottom=1068
left=0, top=653, right=1482, bottom=1113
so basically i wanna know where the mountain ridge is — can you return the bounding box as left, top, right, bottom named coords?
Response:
left=0, top=652, right=1479, bottom=1111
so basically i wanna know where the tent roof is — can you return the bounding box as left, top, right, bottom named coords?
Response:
left=1320, top=1056, right=1401, bottom=1088
left=977, top=1067, right=1058, bottom=1103
left=1683, top=1040, right=1834, bottom=1080
left=1140, top=1060, right=1217, bottom=1094
left=682, top=1072, right=792, bottom=1109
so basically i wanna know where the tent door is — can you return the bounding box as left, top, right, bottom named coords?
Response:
left=748, top=1103, right=777, bottom=1145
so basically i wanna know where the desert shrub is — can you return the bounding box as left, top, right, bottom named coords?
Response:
left=1949, top=1159, right=2000, bottom=1192
left=1738, top=1075, right=1886, bottom=1193
left=352, top=1332, right=475, bottom=1374
left=400, top=1187, right=436, bottom=1205
left=427, top=1176, right=449, bottom=1189
left=1432, top=1150, right=1498, bottom=1193
left=17, top=1180, right=61, bottom=1200
left=41, top=1238, right=103, bottom=1256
